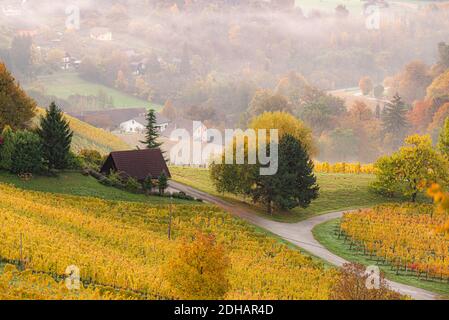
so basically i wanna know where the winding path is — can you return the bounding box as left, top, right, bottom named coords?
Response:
left=169, top=181, right=439, bottom=300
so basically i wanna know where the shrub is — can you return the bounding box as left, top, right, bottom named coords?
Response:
left=142, top=174, right=154, bottom=193
left=108, top=171, right=126, bottom=187
left=9, top=131, right=44, bottom=174
left=158, top=171, right=168, bottom=195
left=125, top=177, right=141, bottom=192
left=79, top=149, right=104, bottom=169
left=66, top=152, right=83, bottom=170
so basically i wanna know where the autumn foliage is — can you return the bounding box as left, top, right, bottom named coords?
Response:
left=0, top=183, right=336, bottom=299
left=165, top=231, right=230, bottom=300
left=330, top=263, right=403, bottom=300
left=341, top=204, right=449, bottom=280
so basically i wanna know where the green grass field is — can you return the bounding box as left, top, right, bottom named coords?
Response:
left=313, top=219, right=449, bottom=297
left=29, top=73, right=160, bottom=110
left=170, top=167, right=396, bottom=222
left=0, top=171, right=190, bottom=205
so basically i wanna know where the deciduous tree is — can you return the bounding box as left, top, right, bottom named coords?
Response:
left=165, top=232, right=229, bottom=299
left=359, top=76, right=373, bottom=96
left=0, top=63, right=36, bottom=130
left=372, top=135, right=449, bottom=202
left=249, top=111, right=315, bottom=155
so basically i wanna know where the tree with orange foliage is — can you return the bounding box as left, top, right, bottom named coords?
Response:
left=330, top=263, right=403, bottom=300
left=161, top=99, right=177, bottom=120
left=407, top=99, right=433, bottom=133
left=349, top=101, right=372, bottom=121
left=390, top=60, right=432, bottom=104
left=429, top=102, right=449, bottom=131
left=165, top=231, right=230, bottom=300
left=115, top=70, right=128, bottom=91
left=359, top=76, right=373, bottom=96
left=427, top=184, right=449, bottom=234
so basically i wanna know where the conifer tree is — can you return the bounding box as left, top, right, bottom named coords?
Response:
left=38, top=102, right=73, bottom=170
left=252, top=134, right=319, bottom=214
left=382, top=93, right=409, bottom=149
left=140, top=109, right=162, bottom=149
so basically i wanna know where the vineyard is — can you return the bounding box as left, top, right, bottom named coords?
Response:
left=340, top=205, right=449, bottom=282
left=35, top=107, right=130, bottom=154
left=314, top=162, right=375, bottom=174
left=0, top=264, right=136, bottom=300
left=0, top=183, right=336, bottom=300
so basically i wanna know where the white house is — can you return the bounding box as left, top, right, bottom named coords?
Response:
left=119, top=119, right=145, bottom=133
left=90, top=28, right=113, bottom=41
left=119, top=113, right=171, bottom=133
left=162, top=119, right=209, bottom=143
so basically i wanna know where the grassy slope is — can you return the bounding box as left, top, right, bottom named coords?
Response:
left=313, top=218, right=449, bottom=297
left=0, top=171, right=190, bottom=205
left=30, top=73, right=159, bottom=110
left=170, top=167, right=395, bottom=222
left=35, top=107, right=130, bottom=154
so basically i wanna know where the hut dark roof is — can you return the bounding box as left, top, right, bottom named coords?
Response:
left=100, top=149, right=170, bottom=181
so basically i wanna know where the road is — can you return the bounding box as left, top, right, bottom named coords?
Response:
left=170, top=180, right=439, bottom=300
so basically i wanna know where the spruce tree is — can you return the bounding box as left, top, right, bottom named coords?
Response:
left=382, top=93, right=409, bottom=149
left=438, top=117, right=449, bottom=157
left=252, top=134, right=319, bottom=214
left=38, top=102, right=73, bottom=170
left=140, top=109, right=162, bottom=149
left=0, top=62, right=36, bottom=130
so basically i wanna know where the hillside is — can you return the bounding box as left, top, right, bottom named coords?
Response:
left=29, top=73, right=159, bottom=110
left=0, top=171, right=189, bottom=205
left=0, top=183, right=336, bottom=299
left=35, top=107, right=130, bottom=154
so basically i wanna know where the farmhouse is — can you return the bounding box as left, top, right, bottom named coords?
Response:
left=119, top=114, right=170, bottom=133
left=161, top=118, right=209, bottom=143
left=100, top=149, right=171, bottom=182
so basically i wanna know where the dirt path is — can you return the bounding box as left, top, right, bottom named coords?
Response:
left=170, top=180, right=439, bottom=300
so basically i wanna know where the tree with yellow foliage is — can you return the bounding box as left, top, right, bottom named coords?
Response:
left=426, top=69, right=449, bottom=100
left=249, top=111, right=315, bottom=156
left=372, top=134, right=449, bottom=201
left=165, top=232, right=230, bottom=300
